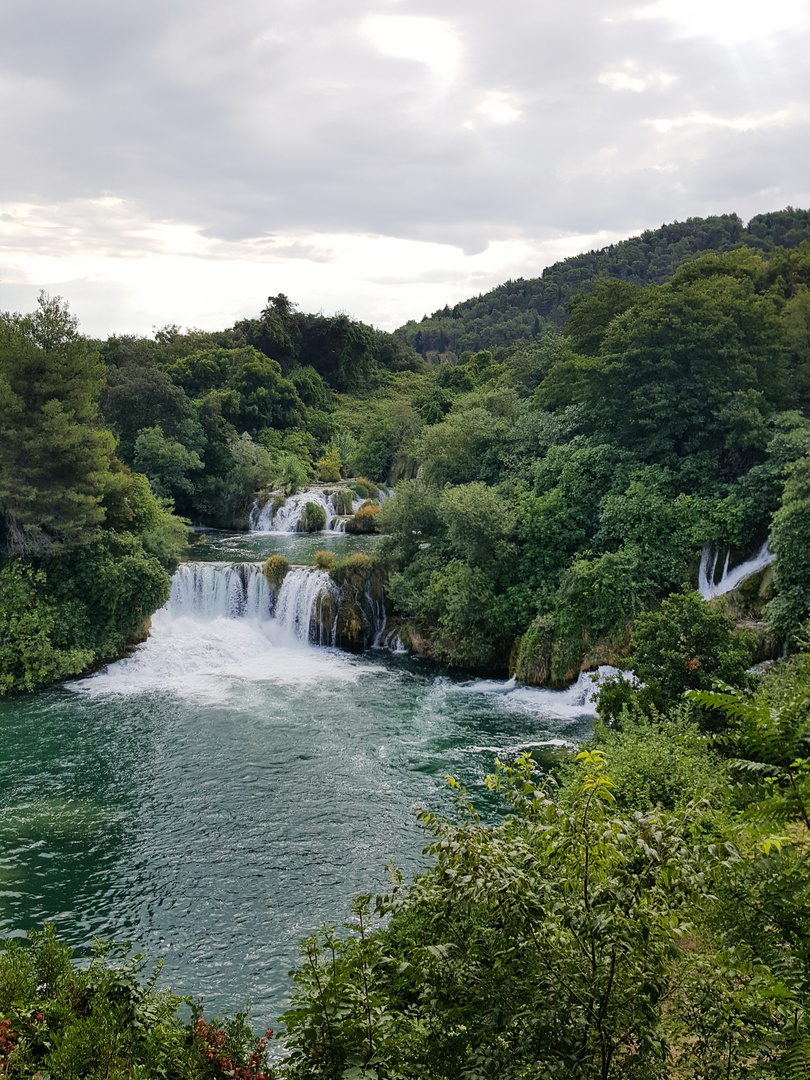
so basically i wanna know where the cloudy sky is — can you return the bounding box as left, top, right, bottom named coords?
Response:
left=2, top=0, right=809, bottom=336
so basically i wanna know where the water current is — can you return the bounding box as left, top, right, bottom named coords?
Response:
left=0, top=532, right=600, bottom=1032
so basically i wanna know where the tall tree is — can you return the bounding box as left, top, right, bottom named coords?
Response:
left=0, top=295, right=115, bottom=555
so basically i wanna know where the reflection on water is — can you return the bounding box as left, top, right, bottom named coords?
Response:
left=0, top=536, right=598, bottom=1031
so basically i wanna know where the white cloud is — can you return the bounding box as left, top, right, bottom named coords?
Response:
left=599, top=66, right=675, bottom=92
left=475, top=90, right=522, bottom=124
left=633, top=0, right=810, bottom=46
left=360, top=15, right=462, bottom=83
left=650, top=104, right=810, bottom=133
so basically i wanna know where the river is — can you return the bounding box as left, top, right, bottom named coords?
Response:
left=0, top=530, right=599, bottom=1031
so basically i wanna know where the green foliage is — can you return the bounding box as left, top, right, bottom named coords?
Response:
left=0, top=924, right=273, bottom=1079
left=133, top=425, right=204, bottom=501
left=0, top=562, right=93, bottom=693
left=632, top=591, right=753, bottom=710
left=687, top=653, right=810, bottom=829
left=585, top=711, right=724, bottom=812
left=315, top=446, right=342, bottom=482
left=302, top=502, right=327, bottom=532
left=768, top=454, right=810, bottom=647
left=0, top=294, right=116, bottom=554
left=263, top=555, right=290, bottom=589
left=279, top=751, right=740, bottom=1080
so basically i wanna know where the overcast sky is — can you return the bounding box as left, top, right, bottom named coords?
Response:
left=2, top=0, right=809, bottom=336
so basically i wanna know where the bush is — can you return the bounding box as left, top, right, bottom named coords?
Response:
left=315, top=445, right=342, bottom=482
left=0, top=925, right=273, bottom=1080
left=314, top=550, right=336, bottom=571
left=301, top=502, right=327, bottom=532
left=344, top=502, right=381, bottom=534
left=263, top=554, right=290, bottom=589
left=632, top=589, right=753, bottom=710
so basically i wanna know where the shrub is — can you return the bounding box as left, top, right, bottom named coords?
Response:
left=263, top=554, right=290, bottom=589
left=345, top=502, right=381, bottom=534
left=314, top=550, right=336, bottom=571
left=301, top=502, right=327, bottom=532
left=0, top=925, right=274, bottom=1079
left=315, top=445, right=342, bottom=482
left=354, top=476, right=380, bottom=499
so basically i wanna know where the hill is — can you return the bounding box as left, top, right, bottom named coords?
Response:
left=394, top=207, right=810, bottom=359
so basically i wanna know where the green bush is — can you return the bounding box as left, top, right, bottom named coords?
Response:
left=0, top=924, right=273, bottom=1079
left=301, top=502, right=327, bottom=532
left=263, top=554, right=290, bottom=589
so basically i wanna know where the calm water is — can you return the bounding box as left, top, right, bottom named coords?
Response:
left=0, top=533, right=598, bottom=1032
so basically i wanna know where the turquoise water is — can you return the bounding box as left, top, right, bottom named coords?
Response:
left=187, top=528, right=378, bottom=565
left=0, top=536, right=598, bottom=1032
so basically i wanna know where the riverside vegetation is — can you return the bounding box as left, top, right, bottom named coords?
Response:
left=3, top=207, right=810, bottom=1075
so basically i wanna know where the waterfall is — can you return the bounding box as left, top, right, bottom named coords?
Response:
left=167, top=563, right=273, bottom=621
left=249, top=487, right=364, bottom=533
left=164, top=562, right=339, bottom=646
left=698, top=539, right=775, bottom=601
left=274, top=568, right=337, bottom=645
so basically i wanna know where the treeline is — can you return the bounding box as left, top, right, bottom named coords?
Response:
left=394, top=207, right=810, bottom=359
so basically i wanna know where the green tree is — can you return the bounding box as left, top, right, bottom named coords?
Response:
left=632, top=590, right=752, bottom=709
left=768, top=454, right=810, bottom=647
left=133, top=425, right=204, bottom=502
left=0, top=295, right=116, bottom=554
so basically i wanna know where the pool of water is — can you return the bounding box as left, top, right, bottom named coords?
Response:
left=0, top=535, right=599, bottom=1034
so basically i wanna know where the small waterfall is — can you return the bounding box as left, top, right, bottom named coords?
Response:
left=167, top=563, right=273, bottom=621
left=698, top=539, right=775, bottom=601
left=250, top=487, right=364, bottom=533
left=275, top=568, right=337, bottom=645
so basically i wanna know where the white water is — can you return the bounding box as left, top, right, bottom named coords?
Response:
left=250, top=487, right=363, bottom=533
left=698, top=539, right=775, bottom=600
left=164, top=561, right=338, bottom=641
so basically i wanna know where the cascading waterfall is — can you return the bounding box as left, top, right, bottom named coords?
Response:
left=163, top=562, right=391, bottom=650
left=168, top=562, right=273, bottom=621
left=273, top=568, right=337, bottom=644
left=698, top=539, right=775, bottom=600
left=249, top=487, right=364, bottom=533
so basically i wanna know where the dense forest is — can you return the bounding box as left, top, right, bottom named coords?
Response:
left=3, top=209, right=810, bottom=1076
left=395, top=206, right=810, bottom=358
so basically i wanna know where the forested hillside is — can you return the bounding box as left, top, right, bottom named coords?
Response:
left=4, top=209, right=810, bottom=696
left=394, top=206, right=810, bottom=359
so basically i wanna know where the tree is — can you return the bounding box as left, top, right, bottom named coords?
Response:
left=632, top=590, right=752, bottom=709
left=0, top=295, right=115, bottom=555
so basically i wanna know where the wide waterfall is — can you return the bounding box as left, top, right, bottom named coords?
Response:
left=166, top=562, right=339, bottom=644
left=163, top=560, right=387, bottom=648
left=698, top=539, right=775, bottom=600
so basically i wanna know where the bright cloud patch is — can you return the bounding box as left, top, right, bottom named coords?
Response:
left=361, top=16, right=462, bottom=82
left=599, top=66, right=675, bottom=92
left=0, top=198, right=629, bottom=337
left=635, top=0, right=810, bottom=46
left=476, top=91, right=522, bottom=124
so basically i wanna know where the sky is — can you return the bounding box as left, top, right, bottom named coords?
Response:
left=1, top=0, right=809, bottom=337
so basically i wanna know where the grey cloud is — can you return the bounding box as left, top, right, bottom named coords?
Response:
left=2, top=0, right=810, bottom=273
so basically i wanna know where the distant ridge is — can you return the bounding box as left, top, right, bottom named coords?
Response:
left=394, top=207, right=810, bottom=359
